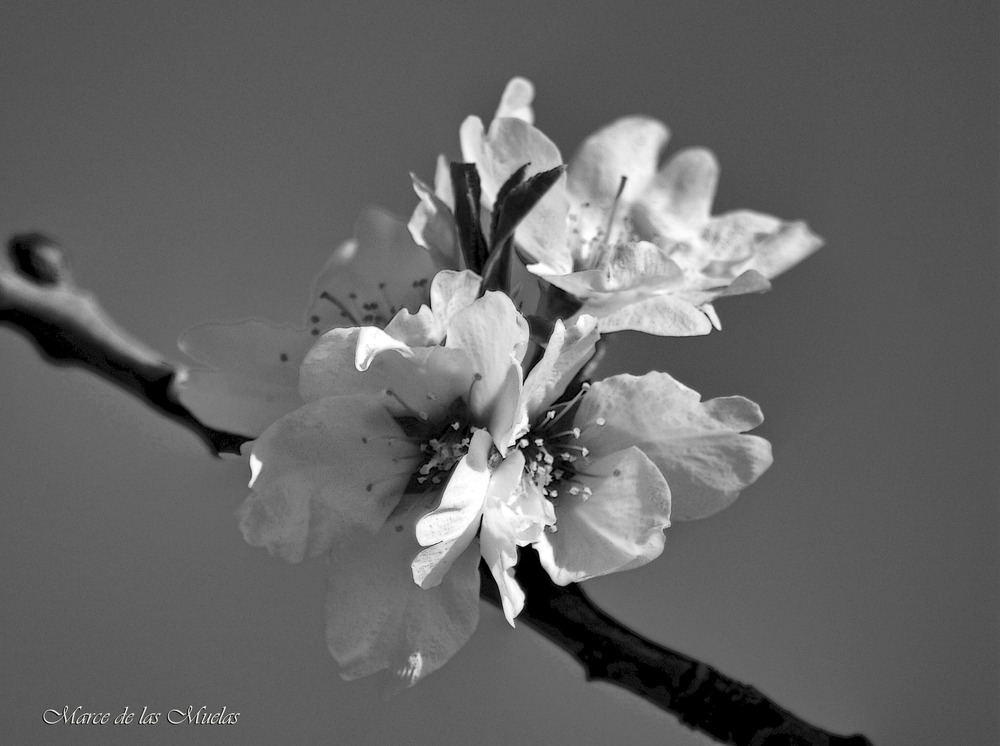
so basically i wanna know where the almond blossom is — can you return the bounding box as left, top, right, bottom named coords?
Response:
left=238, top=268, right=771, bottom=686
left=459, top=77, right=824, bottom=336
left=178, top=206, right=458, bottom=434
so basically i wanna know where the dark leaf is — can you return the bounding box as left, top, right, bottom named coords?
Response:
left=479, top=237, right=514, bottom=295
left=488, top=163, right=529, bottom=248
left=449, top=162, right=489, bottom=274
left=490, top=164, right=566, bottom=250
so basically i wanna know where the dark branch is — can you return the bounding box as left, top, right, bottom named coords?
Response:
left=0, top=234, right=249, bottom=456
left=481, top=552, right=874, bottom=746
left=2, top=232, right=874, bottom=745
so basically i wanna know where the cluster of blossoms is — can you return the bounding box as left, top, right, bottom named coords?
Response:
left=180, top=78, right=821, bottom=687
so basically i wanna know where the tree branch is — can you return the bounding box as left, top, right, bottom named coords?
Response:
left=480, top=553, right=873, bottom=746
left=0, top=234, right=249, bottom=456
left=0, top=233, right=874, bottom=746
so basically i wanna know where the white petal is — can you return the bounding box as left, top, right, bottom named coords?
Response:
left=637, top=147, right=719, bottom=229
left=576, top=373, right=773, bottom=520
left=506, top=471, right=555, bottom=545
left=433, top=154, right=454, bottom=208
left=521, top=316, right=600, bottom=418
left=177, top=320, right=310, bottom=434
left=481, top=505, right=526, bottom=626
left=488, top=363, right=525, bottom=454
left=717, top=269, right=772, bottom=298
left=381, top=306, right=439, bottom=348
left=428, top=270, right=484, bottom=333
left=568, top=116, right=670, bottom=208
left=535, top=446, right=671, bottom=585
left=412, top=430, right=493, bottom=589
left=238, top=395, right=421, bottom=562
left=415, top=429, right=492, bottom=547
left=445, top=292, right=528, bottom=425
left=307, top=207, right=443, bottom=332
left=300, top=327, right=474, bottom=422
left=595, top=295, right=714, bottom=336
left=599, top=241, right=687, bottom=292
left=719, top=216, right=824, bottom=280
left=356, top=327, right=414, bottom=370
left=408, top=173, right=460, bottom=269
left=697, top=210, right=786, bottom=275
left=326, top=493, right=480, bottom=688
left=479, top=451, right=532, bottom=625
left=494, top=76, right=535, bottom=124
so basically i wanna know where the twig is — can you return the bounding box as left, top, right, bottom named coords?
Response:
left=480, top=553, right=873, bottom=746
left=0, top=234, right=249, bottom=456
left=1, top=233, right=874, bottom=746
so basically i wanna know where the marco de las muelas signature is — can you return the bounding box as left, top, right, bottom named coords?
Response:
left=43, top=705, right=240, bottom=725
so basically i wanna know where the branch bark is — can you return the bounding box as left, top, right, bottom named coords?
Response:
left=480, top=553, right=873, bottom=746
left=0, top=234, right=249, bottom=456
left=0, top=233, right=874, bottom=746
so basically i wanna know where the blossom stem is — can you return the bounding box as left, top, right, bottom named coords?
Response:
left=0, top=234, right=250, bottom=456
left=479, top=551, right=875, bottom=746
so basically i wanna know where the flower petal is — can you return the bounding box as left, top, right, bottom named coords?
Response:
left=433, top=154, right=454, bottom=208
left=717, top=269, right=772, bottom=297
left=300, top=327, right=474, bottom=422
left=599, top=241, right=687, bottom=292
left=238, top=395, right=421, bottom=562
left=494, top=76, right=535, bottom=124
left=307, top=207, right=442, bottom=332
left=412, top=429, right=493, bottom=589
left=634, top=147, right=719, bottom=232
left=178, top=320, right=310, bottom=434
left=576, top=373, right=773, bottom=520
left=445, top=292, right=528, bottom=426
left=428, top=270, right=484, bottom=334
left=568, top=116, right=670, bottom=208
left=707, top=214, right=825, bottom=280
left=480, top=452, right=531, bottom=625
left=408, top=172, right=460, bottom=269
left=593, top=295, right=714, bottom=336
left=488, top=362, right=526, bottom=454
left=535, top=446, right=670, bottom=585
left=521, top=316, right=600, bottom=418
left=326, top=493, right=480, bottom=688
left=381, top=270, right=481, bottom=347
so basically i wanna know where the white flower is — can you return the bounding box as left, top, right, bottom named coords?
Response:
left=177, top=207, right=458, bottom=434
left=239, top=268, right=771, bottom=686
left=460, top=77, right=823, bottom=336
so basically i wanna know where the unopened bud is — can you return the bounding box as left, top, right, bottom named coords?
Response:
left=9, top=233, right=68, bottom=285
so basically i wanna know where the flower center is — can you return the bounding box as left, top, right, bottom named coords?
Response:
left=518, top=383, right=596, bottom=501
left=569, top=176, right=633, bottom=272
left=415, top=418, right=474, bottom=486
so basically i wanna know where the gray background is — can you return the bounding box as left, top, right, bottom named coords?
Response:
left=1, top=2, right=996, bottom=744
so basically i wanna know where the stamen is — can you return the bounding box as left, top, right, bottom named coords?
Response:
left=602, top=176, right=628, bottom=248
left=377, top=281, right=399, bottom=316
left=542, top=384, right=589, bottom=429
left=384, top=389, right=418, bottom=416
left=318, top=291, right=361, bottom=326
left=466, top=372, right=483, bottom=402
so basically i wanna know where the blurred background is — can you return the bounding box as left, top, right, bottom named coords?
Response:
left=1, top=2, right=996, bottom=744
